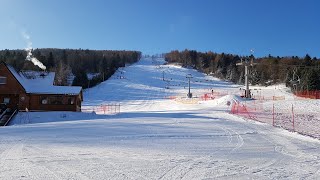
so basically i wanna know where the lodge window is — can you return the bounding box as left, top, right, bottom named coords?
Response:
left=67, top=97, right=74, bottom=105
left=0, top=76, right=7, bottom=84
left=50, top=96, right=63, bottom=105
left=40, top=97, right=48, bottom=104
left=3, top=98, right=10, bottom=104
left=40, top=96, right=63, bottom=105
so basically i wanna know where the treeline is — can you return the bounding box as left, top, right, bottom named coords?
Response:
left=0, top=48, right=141, bottom=88
left=165, top=50, right=320, bottom=91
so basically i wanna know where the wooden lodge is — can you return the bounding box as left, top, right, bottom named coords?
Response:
left=0, top=62, right=83, bottom=112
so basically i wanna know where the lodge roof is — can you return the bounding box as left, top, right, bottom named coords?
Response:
left=2, top=62, right=82, bottom=95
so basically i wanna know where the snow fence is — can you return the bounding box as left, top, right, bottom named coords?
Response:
left=230, top=98, right=320, bottom=139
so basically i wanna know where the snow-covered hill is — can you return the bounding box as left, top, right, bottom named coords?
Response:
left=2, top=58, right=320, bottom=179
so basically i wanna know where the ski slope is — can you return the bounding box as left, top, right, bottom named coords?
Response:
left=2, top=58, right=320, bottom=179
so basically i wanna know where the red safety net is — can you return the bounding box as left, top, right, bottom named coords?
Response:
left=294, top=90, right=320, bottom=99
left=230, top=99, right=320, bottom=139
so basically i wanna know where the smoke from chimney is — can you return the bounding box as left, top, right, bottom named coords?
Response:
left=22, top=31, right=46, bottom=70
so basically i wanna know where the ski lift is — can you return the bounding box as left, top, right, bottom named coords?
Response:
left=290, top=68, right=300, bottom=85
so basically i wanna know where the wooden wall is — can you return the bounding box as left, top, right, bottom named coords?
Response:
left=28, top=94, right=80, bottom=112
left=0, top=63, right=25, bottom=109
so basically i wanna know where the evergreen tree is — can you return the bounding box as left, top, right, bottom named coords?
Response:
left=306, top=69, right=320, bottom=90
left=47, top=52, right=54, bottom=69
left=72, top=71, right=89, bottom=88
left=303, top=54, right=312, bottom=66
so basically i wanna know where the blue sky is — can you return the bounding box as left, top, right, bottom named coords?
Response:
left=0, top=0, right=319, bottom=57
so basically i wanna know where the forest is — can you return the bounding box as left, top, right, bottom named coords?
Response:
left=0, top=48, right=141, bottom=88
left=165, top=50, right=320, bottom=92
left=1, top=48, right=319, bottom=93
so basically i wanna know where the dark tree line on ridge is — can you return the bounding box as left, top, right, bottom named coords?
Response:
left=165, top=50, right=320, bottom=92
left=0, top=48, right=141, bottom=88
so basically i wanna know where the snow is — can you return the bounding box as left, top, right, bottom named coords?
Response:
left=87, top=72, right=100, bottom=80
left=6, top=65, right=81, bottom=94
left=2, top=58, right=320, bottom=179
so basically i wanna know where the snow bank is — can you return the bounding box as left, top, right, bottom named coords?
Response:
left=9, top=111, right=103, bottom=126
left=215, top=94, right=244, bottom=104
left=200, top=94, right=244, bottom=107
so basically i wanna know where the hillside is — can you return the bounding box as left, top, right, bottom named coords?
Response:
left=1, top=58, right=320, bottom=179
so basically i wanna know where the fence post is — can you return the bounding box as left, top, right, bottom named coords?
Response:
left=273, top=103, right=275, bottom=127
left=292, top=104, right=295, bottom=131
left=236, top=102, right=239, bottom=113
left=230, top=103, right=234, bottom=114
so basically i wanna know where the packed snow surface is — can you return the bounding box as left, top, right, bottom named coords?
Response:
left=2, top=58, right=320, bottom=179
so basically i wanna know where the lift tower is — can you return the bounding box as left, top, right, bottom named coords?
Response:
left=186, top=74, right=193, bottom=98
left=236, top=50, right=256, bottom=98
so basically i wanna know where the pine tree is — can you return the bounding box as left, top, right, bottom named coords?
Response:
left=47, top=52, right=54, bottom=69
left=72, top=71, right=89, bottom=88
left=303, top=54, right=312, bottom=66
left=307, top=69, right=320, bottom=90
